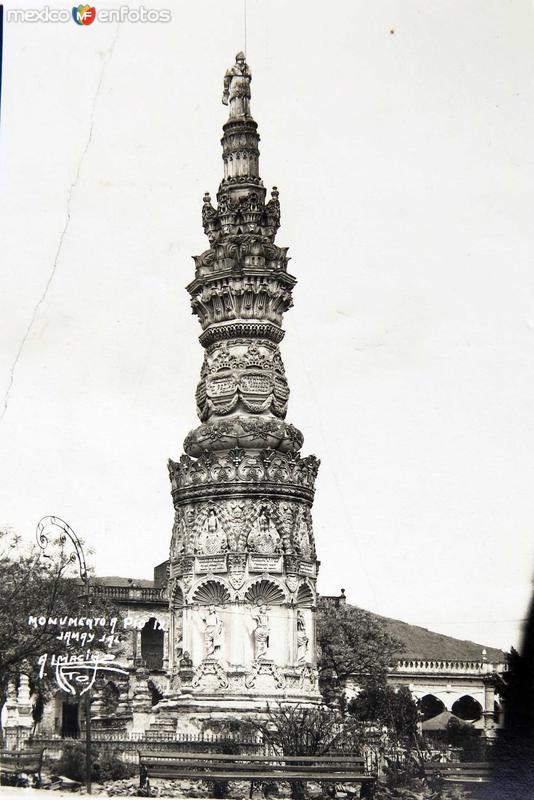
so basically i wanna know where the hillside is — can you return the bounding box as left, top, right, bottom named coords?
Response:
left=368, top=608, right=505, bottom=662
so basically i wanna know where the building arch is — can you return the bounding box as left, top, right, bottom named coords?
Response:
left=452, top=695, right=483, bottom=721
left=418, top=694, right=446, bottom=721
left=100, top=681, right=120, bottom=715
left=141, top=617, right=164, bottom=670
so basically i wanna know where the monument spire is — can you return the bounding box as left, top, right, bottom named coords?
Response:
left=165, top=56, right=321, bottom=727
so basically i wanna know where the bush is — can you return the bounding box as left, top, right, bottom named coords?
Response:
left=55, top=742, right=135, bottom=783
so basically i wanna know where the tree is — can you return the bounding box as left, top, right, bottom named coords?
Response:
left=317, top=604, right=400, bottom=704
left=0, top=529, right=123, bottom=743
left=349, top=685, right=419, bottom=743
left=252, top=703, right=363, bottom=800
left=349, top=685, right=427, bottom=791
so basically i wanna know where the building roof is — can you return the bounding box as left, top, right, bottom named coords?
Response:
left=93, top=575, right=154, bottom=588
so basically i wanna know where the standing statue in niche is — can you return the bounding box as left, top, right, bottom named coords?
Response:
left=295, top=514, right=313, bottom=559
left=174, top=615, right=184, bottom=662
left=251, top=604, right=270, bottom=661
left=198, top=507, right=227, bottom=555
left=202, top=605, right=223, bottom=660
left=247, top=506, right=281, bottom=555
left=296, top=611, right=309, bottom=663
left=222, top=51, right=252, bottom=120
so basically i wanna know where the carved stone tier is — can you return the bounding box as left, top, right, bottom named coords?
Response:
left=195, top=340, right=290, bottom=422
left=199, top=321, right=285, bottom=348
left=183, top=418, right=303, bottom=456
left=188, top=272, right=295, bottom=324
left=169, top=449, right=319, bottom=496
left=169, top=497, right=317, bottom=562
left=219, top=119, right=263, bottom=192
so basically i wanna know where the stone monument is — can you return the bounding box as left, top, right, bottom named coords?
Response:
left=164, top=54, right=321, bottom=729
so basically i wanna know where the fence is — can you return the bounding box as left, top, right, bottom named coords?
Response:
left=3, top=729, right=372, bottom=769
left=21, top=732, right=266, bottom=765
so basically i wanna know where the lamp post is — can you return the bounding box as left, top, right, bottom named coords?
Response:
left=36, top=516, right=93, bottom=795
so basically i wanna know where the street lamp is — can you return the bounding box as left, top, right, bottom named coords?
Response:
left=36, top=516, right=93, bottom=795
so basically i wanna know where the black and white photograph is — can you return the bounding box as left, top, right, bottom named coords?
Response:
left=1, top=1, right=534, bottom=797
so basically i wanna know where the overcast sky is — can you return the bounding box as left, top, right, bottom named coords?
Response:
left=1, top=0, right=533, bottom=652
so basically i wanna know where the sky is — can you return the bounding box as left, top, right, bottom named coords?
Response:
left=1, top=0, right=534, bottom=652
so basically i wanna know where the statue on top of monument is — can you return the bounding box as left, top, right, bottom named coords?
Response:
left=222, top=51, right=252, bottom=120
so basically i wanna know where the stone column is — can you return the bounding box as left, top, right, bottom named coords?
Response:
left=483, top=677, right=497, bottom=736
left=135, top=629, right=143, bottom=666
left=131, top=667, right=153, bottom=733
left=163, top=629, right=169, bottom=671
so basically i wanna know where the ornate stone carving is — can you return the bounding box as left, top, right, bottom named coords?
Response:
left=223, top=500, right=252, bottom=551
left=169, top=451, right=319, bottom=504
left=196, top=507, right=228, bottom=555
left=296, top=611, right=309, bottom=663
left=247, top=506, right=282, bottom=555
left=251, top=604, right=270, bottom=661
left=294, top=509, right=314, bottom=559
left=189, top=273, right=294, bottom=325
left=195, top=341, right=290, bottom=422
left=245, top=660, right=286, bottom=690
left=201, top=605, right=224, bottom=659
left=174, top=614, right=183, bottom=662
left=192, top=659, right=229, bottom=690
left=227, top=552, right=247, bottom=590
left=199, top=322, right=285, bottom=348
left=183, top=418, right=303, bottom=457
left=299, top=664, right=319, bottom=690
left=286, top=575, right=299, bottom=594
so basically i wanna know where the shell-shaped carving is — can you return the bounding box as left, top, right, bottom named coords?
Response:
left=192, top=579, right=231, bottom=606
left=296, top=582, right=315, bottom=608
left=245, top=579, right=285, bottom=606
left=171, top=583, right=184, bottom=607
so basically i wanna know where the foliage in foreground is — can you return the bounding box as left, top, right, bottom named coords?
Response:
left=55, top=742, right=136, bottom=783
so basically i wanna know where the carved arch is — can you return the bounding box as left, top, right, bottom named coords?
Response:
left=242, top=576, right=288, bottom=605
left=191, top=576, right=231, bottom=606
left=296, top=579, right=316, bottom=608
left=171, top=582, right=185, bottom=608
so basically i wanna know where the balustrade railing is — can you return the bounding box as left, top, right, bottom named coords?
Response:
left=90, top=585, right=166, bottom=603
left=393, top=658, right=506, bottom=675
